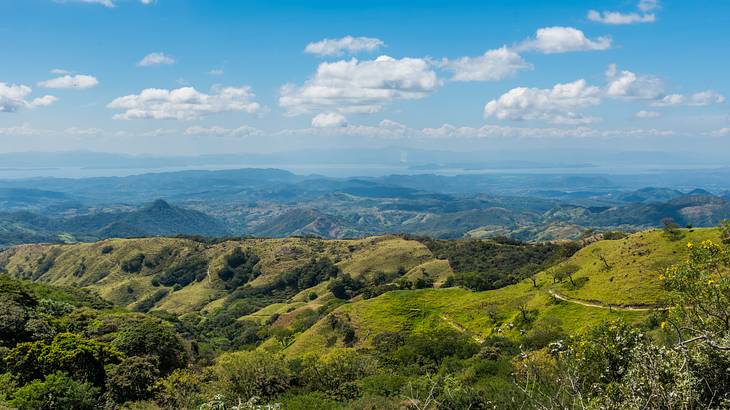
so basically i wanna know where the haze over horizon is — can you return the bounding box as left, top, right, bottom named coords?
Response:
left=1, top=0, right=729, bottom=160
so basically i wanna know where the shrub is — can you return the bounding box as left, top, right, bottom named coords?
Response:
left=154, top=368, right=205, bottom=410
left=11, top=372, right=99, bottom=410
left=213, top=351, right=290, bottom=401
left=112, top=319, right=187, bottom=376
left=105, top=356, right=160, bottom=404
left=5, top=333, right=123, bottom=386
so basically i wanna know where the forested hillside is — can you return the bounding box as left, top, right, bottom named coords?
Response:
left=1, top=226, right=729, bottom=408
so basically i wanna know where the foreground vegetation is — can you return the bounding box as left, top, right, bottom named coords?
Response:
left=0, top=226, right=728, bottom=408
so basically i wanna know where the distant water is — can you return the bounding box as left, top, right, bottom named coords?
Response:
left=0, top=163, right=725, bottom=180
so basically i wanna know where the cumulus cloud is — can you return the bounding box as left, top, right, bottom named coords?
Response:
left=311, top=112, right=348, bottom=128
left=279, top=55, right=439, bottom=115
left=604, top=64, right=664, bottom=100
left=484, top=79, right=602, bottom=125
left=184, top=125, right=262, bottom=137
left=58, top=0, right=153, bottom=7
left=0, top=83, right=57, bottom=113
left=652, top=90, right=725, bottom=107
left=107, top=85, right=261, bottom=120
left=588, top=0, right=659, bottom=24
left=137, top=52, right=175, bottom=67
left=305, top=36, right=385, bottom=56
left=443, top=47, right=531, bottom=82
left=38, top=74, right=99, bottom=89
left=635, top=110, right=661, bottom=118
left=517, top=27, right=611, bottom=54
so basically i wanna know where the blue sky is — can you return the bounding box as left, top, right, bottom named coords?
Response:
left=1, top=0, right=729, bottom=157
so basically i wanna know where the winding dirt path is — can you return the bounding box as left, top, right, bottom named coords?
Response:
left=547, top=290, right=668, bottom=311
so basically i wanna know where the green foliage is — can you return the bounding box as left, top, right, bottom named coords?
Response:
left=662, top=240, right=730, bottom=345
left=4, top=332, right=123, bottom=386
left=328, top=273, right=363, bottom=299
left=298, top=350, right=377, bottom=401
left=11, top=372, right=99, bottom=410
left=153, top=368, right=205, bottom=410
left=111, top=319, right=187, bottom=376
left=421, top=238, right=574, bottom=291
left=390, top=329, right=479, bottom=373
left=662, top=217, right=684, bottom=241
left=721, top=220, right=730, bottom=244
left=105, top=356, right=160, bottom=404
left=280, top=257, right=340, bottom=291
left=218, top=247, right=260, bottom=290
left=121, top=253, right=145, bottom=273
left=212, top=350, right=290, bottom=401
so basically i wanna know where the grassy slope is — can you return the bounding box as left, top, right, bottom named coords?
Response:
left=287, top=228, right=716, bottom=356
left=546, top=228, right=719, bottom=306
left=0, top=235, right=447, bottom=316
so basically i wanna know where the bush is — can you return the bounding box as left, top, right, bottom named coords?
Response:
left=11, top=372, right=99, bottom=410
left=5, top=333, right=123, bottom=386
left=105, top=356, right=160, bottom=404
left=154, top=368, right=205, bottom=410
left=112, top=319, right=187, bottom=376
left=213, top=351, right=290, bottom=401
left=299, top=350, right=378, bottom=401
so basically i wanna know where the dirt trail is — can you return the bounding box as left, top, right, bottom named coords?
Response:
left=440, top=314, right=484, bottom=343
left=547, top=290, right=668, bottom=311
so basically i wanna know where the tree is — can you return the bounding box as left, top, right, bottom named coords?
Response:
left=720, top=219, right=730, bottom=244
left=5, top=333, right=122, bottom=386
left=112, top=319, right=187, bottom=376
left=554, top=264, right=580, bottom=287
left=661, top=239, right=730, bottom=349
left=213, top=351, right=290, bottom=402
left=662, top=217, right=683, bottom=241
left=591, top=248, right=611, bottom=271
left=154, top=369, right=204, bottom=410
left=11, top=372, right=99, bottom=410
left=105, top=356, right=160, bottom=404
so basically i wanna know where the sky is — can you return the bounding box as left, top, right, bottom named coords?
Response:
left=1, top=0, right=729, bottom=158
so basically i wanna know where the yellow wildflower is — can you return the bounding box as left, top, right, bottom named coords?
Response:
left=687, top=242, right=694, bottom=249
left=660, top=321, right=667, bottom=330
left=658, top=274, right=665, bottom=281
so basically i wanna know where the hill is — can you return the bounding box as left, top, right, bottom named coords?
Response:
left=0, top=199, right=230, bottom=248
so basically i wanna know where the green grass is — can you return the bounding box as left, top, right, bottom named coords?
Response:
left=544, top=228, right=719, bottom=306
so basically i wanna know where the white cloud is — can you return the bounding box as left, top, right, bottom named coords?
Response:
left=635, top=110, right=660, bottom=118
left=0, top=124, right=44, bottom=136
left=638, top=0, right=660, bottom=12
left=588, top=0, right=659, bottom=24
left=686, top=90, right=725, bottom=106
left=137, top=52, right=175, bottom=67
left=0, top=83, right=57, bottom=112
left=107, top=85, right=261, bottom=120
left=484, top=79, right=602, bottom=125
left=58, top=0, right=153, bottom=7
left=50, top=68, right=71, bottom=75
left=304, top=36, right=385, bottom=56
left=311, top=112, right=348, bottom=128
left=587, top=10, right=655, bottom=25
left=708, top=128, right=730, bottom=137
left=443, top=47, right=531, bottom=82
left=651, top=90, right=725, bottom=107
left=605, top=64, right=664, bottom=100
left=185, top=125, right=262, bottom=137
left=652, top=94, right=684, bottom=107
left=517, top=27, right=611, bottom=54
left=38, top=74, right=99, bottom=89
left=279, top=55, right=439, bottom=115
left=278, top=121, right=675, bottom=140
left=208, top=69, right=224, bottom=76
left=64, top=127, right=103, bottom=136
